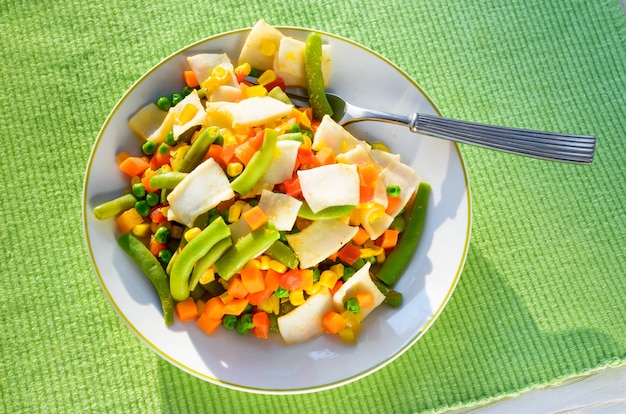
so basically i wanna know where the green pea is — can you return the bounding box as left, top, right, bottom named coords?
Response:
left=236, top=314, right=254, bottom=335
left=142, top=141, right=157, bottom=155
left=275, top=286, right=290, bottom=298
left=158, top=143, right=170, bottom=156
left=344, top=297, right=360, bottom=314
left=223, top=315, right=237, bottom=330
left=145, top=192, right=159, bottom=207
left=135, top=200, right=150, bottom=217
left=171, top=93, right=183, bottom=106
left=156, top=96, right=172, bottom=111
left=342, top=267, right=356, bottom=281
left=131, top=183, right=146, bottom=199
left=158, top=249, right=172, bottom=265
left=165, top=131, right=177, bottom=146
left=386, top=185, right=402, bottom=198
left=154, top=226, right=170, bottom=243
left=182, top=85, right=194, bottom=97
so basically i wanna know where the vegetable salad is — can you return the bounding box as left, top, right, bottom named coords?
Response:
left=93, top=19, right=429, bottom=345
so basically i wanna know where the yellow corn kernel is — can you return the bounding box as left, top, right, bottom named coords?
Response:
left=218, top=277, right=230, bottom=290
left=305, top=281, right=322, bottom=296
left=150, top=221, right=160, bottom=233
left=300, top=269, right=314, bottom=292
left=243, top=84, right=268, bottom=98
left=184, top=227, right=202, bottom=242
left=219, top=291, right=233, bottom=304
left=177, top=103, right=198, bottom=124
left=268, top=260, right=287, bottom=274
left=319, top=270, right=340, bottom=289
left=235, top=62, right=251, bottom=77
left=371, top=142, right=391, bottom=152
left=131, top=176, right=141, bottom=186
left=199, top=267, right=215, bottom=285
left=259, top=255, right=271, bottom=270
left=159, top=163, right=172, bottom=173
left=132, top=223, right=152, bottom=238
left=226, top=162, right=243, bottom=177
left=160, top=206, right=170, bottom=218
left=212, top=65, right=232, bottom=82
left=201, top=76, right=220, bottom=90
left=257, top=69, right=277, bottom=86
left=259, top=39, right=276, bottom=56
left=376, top=250, right=386, bottom=264
left=338, top=328, right=357, bottom=345
left=289, top=289, right=305, bottom=306
left=359, top=248, right=378, bottom=258
left=223, top=134, right=238, bottom=146
left=195, top=298, right=206, bottom=315
left=341, top=310, right=362, bottom=334
left=329, top=263, right=344, bottom=279
left=227, top=200, right=246, bottom=223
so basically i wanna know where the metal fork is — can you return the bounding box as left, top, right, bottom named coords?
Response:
left=285, top=90, right=596, bottom=164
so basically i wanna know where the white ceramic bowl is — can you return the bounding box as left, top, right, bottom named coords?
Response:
left=83, top=26, right=471, bottom=394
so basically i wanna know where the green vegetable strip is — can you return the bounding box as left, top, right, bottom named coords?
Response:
left=304, top=32, right=333, bottom=120
left=372, top=279, right=403, bottom=308
left=297, top=203, right=355, bottom=220
left=169, top=217, right=231, bottom=301
left=174, top=126, right=220, bottom=173
left=117, top=233, right=174, bottom=325
left=230, top=129, right=278, bottom=195
left=375, top=181, right=431, bottom=286
left=264, top=240, right=299, bottom=269
left=93, top=193, right=136, bottom=220
left=214, top=223, right=280, bottom=281
left=188, top=236, right=233, bottom=291
left=149, top=171, right=188, bottom=189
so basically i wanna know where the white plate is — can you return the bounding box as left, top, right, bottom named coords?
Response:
left=83, top=26, right=471, bottom=394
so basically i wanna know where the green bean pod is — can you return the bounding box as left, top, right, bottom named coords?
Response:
left=230, top=128, right=278, bottom=195
left=117, top=233, right=174, bottom=325
left=297, top=203, right=355, bottom=220
left=375, top=181, right=431, bottom=286
left=149, top=171, right=188, bottom=189
left=188, top=236, right=232, bottom=291
left=169, top=217, right=231, bottom=301
left=264, top=240, right=299, bottom=269
left=304, top=32, right=333, bottom=120
left=93, top=193, right=136, bottom=220
left=372, top=279, right=403, bottom=308
left=214, top=223, right=280, bottom=281
left=174, top=126, right=220, bottom=173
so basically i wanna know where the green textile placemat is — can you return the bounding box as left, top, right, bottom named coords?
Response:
left=1, top=0, right=625, bottom=412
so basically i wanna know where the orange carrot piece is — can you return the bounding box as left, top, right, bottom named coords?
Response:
left=359, top=184, right=376, bottom=203
left=141, top=171, right=159, bottom=193
left=337, top=243, right=361, bottom=265
left=203, top=297, right=226, bottom=320
left=205, top=143, right=223, bottom=162
left=116, top=151, right=132, bottom=164
left=234, top=141, right=257, bottom=166
left=119, top=156, right=150, bottom=177
left=352, top=227, right=370, bottom=246
left=356, top=291, right=375, bottom=308
left=115, top=208, right=144, bottom=233
left=377, top=229, right=400, bottom=249
left=242, top=205, right=268, bottom=231
left=247, top=286, right=273, bottom=306
left=252, top=311, right=270, bottom=339
left=183, top=70, right=199, bottom=88
left=197, top=313, right=222, bottom=335
left=223, top=298, right=249, bottom=315
left=220, top=143, right=237, bottom=165
left=330, top=280, right=344, bottom=297
left=322, top=311, right=346, bottom=334
left=240, top=262, right=265, bottom=293
left=264, top=268, right=282, bottom=291
left=385, top=195, right=403, bottom=215
left=148, top=237, right=166, bottom=256
left=279, top=269, right=303, bottom=291
left=227, top=276, right=249, bottom=299
left=175, top=297, right=198, bottom=322
left=358, top=163, right=379, bottom=187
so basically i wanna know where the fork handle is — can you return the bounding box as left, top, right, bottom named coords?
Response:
left=409, top=113, right=596, bottom=164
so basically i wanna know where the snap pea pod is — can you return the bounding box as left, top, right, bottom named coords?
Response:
left=297, top=203, right=355, bottom=220
left=304, top=32, right=333, bottom=120
left=375, top=181, right=431, bottom=286
left=117, top=232, right=174, bottom=325
left=149, top=171, right=188, bottom=189
left=214, top=223, right=280, bottom=280
left=372, top=279, right=403, bottom=308
left=188, top=236, right=232, bottom=291
left=277, top=132, right=304, bottom=143
left=93, top=193, right=136, bottom=220
left=170, top=217, right=231, bottom=301
left=230, top=129, right=278, bottom=195
left=264, top=240, right=299, bottom=269
left=174, top=126, right=220, bottom=173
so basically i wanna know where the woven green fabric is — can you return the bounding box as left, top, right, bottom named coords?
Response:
left=1, top=0, right=624, bottom=412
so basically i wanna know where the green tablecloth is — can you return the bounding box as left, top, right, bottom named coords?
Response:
left=2, top=1, right=625, bottom=412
